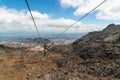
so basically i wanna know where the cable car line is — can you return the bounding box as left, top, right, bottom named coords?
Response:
left=54, top=0, right=107, bottom=39
left=25, top=0, right=40, bottom=37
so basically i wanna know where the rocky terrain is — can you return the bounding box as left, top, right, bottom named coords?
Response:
left=72, top=24, right=120, bottom=79
left=0, top=24, right=120, bottom=80
left=73, top=24, right=120, bottom=44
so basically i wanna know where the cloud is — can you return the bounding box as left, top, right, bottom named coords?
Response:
left=0, top=6, right=104, bottom=33
left=60, top=0, right=84, bottom=8
left=96, top=0, right=120, bottom=20
left=59, top=0, right=120, bottom=20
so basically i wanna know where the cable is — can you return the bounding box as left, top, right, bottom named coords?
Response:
left=54, top=0, right=107, bottom=39
left=25, top=0, right=40, bottom=37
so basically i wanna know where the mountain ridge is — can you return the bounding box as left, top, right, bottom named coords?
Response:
left=73, top=24, right=120, bottom=45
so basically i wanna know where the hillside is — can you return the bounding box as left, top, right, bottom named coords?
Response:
left=73, top=24, right=120, bottom=45
left=1, top=44, right=119, bottom=80
left=72, top=24, right=120, bottom=79
left=0, top=24, right=120, bottom=80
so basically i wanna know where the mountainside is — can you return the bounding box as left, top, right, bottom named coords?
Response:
left=1, top=43, right=119, bottom=80
left=72, top=24, right=120, bottom=79
left=73, top=24, right=120, bottom=45
left=0, top=24, right=120, bottom=80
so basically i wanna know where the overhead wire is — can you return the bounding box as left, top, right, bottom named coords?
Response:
left=54, top=0, right=107, bottom=39
left=25, top=0, right=107, bottom=40
left=25, top=0, right=49, bottom=56
left=25, top=0, right=40, bottom=37
left=24, top=0, right=107, bottom=53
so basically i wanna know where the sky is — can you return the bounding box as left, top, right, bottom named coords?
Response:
left=0, top=0, right=120, bottom=35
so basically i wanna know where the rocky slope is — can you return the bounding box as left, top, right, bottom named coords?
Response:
left=73, top=24, right=120, bottom=45
left=0, top=24, right=120, bottom=80
left=1, top=44, right=119, bottom=80
left=72, top=24, right=120, bottom=79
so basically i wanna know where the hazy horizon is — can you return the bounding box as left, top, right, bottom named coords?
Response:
left=0, top=32, right=86, bottom=41
left=0, top=0, right=120, bottom=41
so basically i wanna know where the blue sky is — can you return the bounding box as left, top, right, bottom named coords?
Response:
left=0, top=0, right=120, bottom=34
left=0, top=0, right=79, bottom=20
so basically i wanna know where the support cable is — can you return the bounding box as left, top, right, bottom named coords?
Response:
left=25, top=0, right=40, bottom=37
left=54, top=0, right=107, bottom=39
